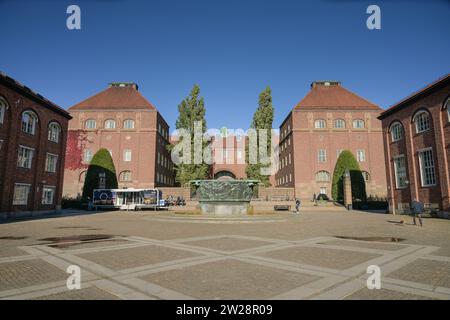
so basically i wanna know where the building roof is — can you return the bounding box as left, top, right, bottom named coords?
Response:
left=294, top=81, right=381, bottom=111
left=378, top=73, right=450, bottom=120
left=69, top=82, right=156, bottom=111
left=0, top=71, right=71, bottom=119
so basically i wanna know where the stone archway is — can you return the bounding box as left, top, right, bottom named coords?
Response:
left=214, top=170, right=236, bottom=181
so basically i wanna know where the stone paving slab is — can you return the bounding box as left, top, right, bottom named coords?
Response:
left=78, top=245, right=203, bottom=271
left=387, top=258, right=450, bottom=288
left=343, top=288, right=436, bottom=300
left=32, top=286, right=120, bottom=300
left=255, top=246, right=381, bottom=270
left=141, top=258, right=320, bottom=300
left=181, top=237, right=275, bottom=252
left=0, top=259, right=67, bottom=291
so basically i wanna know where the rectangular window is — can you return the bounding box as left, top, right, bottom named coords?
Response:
left=418, top=149, right=436, bottom=187
left=357, top=150, right=365, bottom=162
left=337, top=149, right=343, bottom=159
left=123, top=150, right=132, bottom=162
left=42, top=186, right=56, bottom=205
left=318, top=149, right=327, bottom=163
left=13, top=183, right=30, bottom=205
left=17, top=146, right=34, bottom=168
left=45, top=153, right=58, bottom=172
left=84, top=149, right=93, bottom=163
left=393, top=155, right=407, bottom=189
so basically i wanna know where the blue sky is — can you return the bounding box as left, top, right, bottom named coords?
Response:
left=0, top=0, right=449, bottom=131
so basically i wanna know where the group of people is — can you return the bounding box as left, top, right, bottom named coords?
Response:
left=165, top=195, right=186, bottom=207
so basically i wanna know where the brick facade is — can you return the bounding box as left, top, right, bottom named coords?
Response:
left=379, top=74, right=450, bottom=214
left=63, top=83, right=174, bottom=198
left=0, top=73, right=71, bottom=217
left=277, top=81, right=388, bottom=200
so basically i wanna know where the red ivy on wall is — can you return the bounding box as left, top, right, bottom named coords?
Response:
left=65, top=129, right=88, bottom=170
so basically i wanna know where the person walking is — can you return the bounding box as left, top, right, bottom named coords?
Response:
left=312, top=193, right=316, bottom=203
left=411, top=199, right=424, bottom=227
left=295, top=198, right=301, bottom=215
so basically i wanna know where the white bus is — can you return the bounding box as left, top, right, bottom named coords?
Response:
left=92, top=188, right=167, bottom=211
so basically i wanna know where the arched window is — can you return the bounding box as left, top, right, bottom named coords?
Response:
left=79, top=170, right=87, bottom=183
left=123, top=119, right=135, bottom=129
left=104, top=119, right=116, bottom=129
left=85, top=119, right=96, bottom=129
left=314, top=119, right=326, bottom=129
left=362, top=171, right=370, bottom=182
left=0, top=97, right=8, bottom=124
left=21, top=111, right=38, bottom=135
left=413, top=110, right=430, bottom=133
left=120, top=170, right=132, bottom=182
left=390, top=122, right=403, bottom=142
left=445, top=98, right=450, bottom=122
left=353, top=119, right=365, bottom=129
left=48, top=122, right=61, bottom=143
left=334, top=119, right=345, bottom=129
left=316, top=171, right=330, bottom=182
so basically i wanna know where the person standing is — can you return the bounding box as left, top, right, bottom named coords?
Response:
left=411, top=199, right=424, bottom=227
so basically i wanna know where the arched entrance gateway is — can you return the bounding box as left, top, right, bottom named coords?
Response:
left=214, top=170, right=236, bottom=181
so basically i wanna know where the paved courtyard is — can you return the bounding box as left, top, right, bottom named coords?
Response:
left=0, top=209, right=449, bottom=300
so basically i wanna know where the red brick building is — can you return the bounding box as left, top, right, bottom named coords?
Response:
left=63, top=82, right=174, bottom=198
left=0, top=72, right=71, bottom=218
left=379, top=74, right=450, bottom=214
left=277, top=81, right=387, bottom=200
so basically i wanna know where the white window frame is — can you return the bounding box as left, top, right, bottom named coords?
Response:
left=21, top=111, right=38, bottom=135
left=336, top=149, right=343, bottom=159
left=393, top=155, right=408, bottom=189
left=120, top=171, right=132, bottom=182
left=104, top=119, right=116, bottom=129
left=45, top=153, right=58, bottom=173
left=334, top=119, right=345, bottom=129
left=390, top=122, right=403, bottom=142
left=85, top=119, right=96, bottom=129
left=123, top=119, right=135, bottom=129
left=0, top=97, right=7, bottom=124
left=418, top=148, right=436, bottom=187
left=84, top=149, right=93, bottom=163
left=318, top=149, right=327, bottom=163
left=17, top=145, right=34, bottom=169
left=13, top=183, right=31, bottom=205
left=47, top=122, right=61, bottom=143
left=315, top=119, right=326, bottom=129
left=357, top=149, right=366, bottom=162
left=414, top=110, right=430, bottom=133
left=123, top=149, right=132, bottom=162
left=316, top=171, right=330, bottom=182
left=41, top=186, right=56, bottom=205
left=353, top=119, right=365, bottom=129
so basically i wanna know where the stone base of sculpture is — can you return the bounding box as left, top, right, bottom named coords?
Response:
left=199, top=202, right=249, bottom=215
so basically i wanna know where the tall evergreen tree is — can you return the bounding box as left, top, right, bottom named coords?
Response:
left=82, top=148, right=118, bottom=199
left=331, top=150, right=367, bottom=202
left=246, top=86, right=274, bottom=186
left=171, top=84, right=210, bottom=185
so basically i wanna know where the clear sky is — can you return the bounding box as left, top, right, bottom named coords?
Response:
left=0, top=0, right=449, bottom=132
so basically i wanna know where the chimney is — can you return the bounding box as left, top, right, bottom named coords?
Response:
left=108, top=82, right=139, bottom=90
left=311, top=81, right=341, bottom=89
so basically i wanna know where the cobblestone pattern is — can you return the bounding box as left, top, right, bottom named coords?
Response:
left=1, top=232, right=449, bottom=300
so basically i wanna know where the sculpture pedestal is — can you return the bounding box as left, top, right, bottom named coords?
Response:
left=199, top=202, right=250, bottom=215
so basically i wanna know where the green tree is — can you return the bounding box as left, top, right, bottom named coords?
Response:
left=331, top=150, right=367, bottom=202
left=171, top=84, right=210, bottom=185
left=246, top=86, right=274, bottom=186
left=82, top=148, right=118, bottom=199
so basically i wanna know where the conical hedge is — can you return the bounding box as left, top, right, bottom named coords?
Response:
left=82, top=148, right=118, bottom=200
left=331, top=150, right=367, bottom=202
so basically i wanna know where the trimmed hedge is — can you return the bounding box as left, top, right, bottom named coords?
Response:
left=331, top=150, right=367, bottom=202
left=82, top=148, right=118, bottom=200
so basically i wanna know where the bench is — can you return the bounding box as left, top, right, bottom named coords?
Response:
left=274, top=205, right=291, bottom=211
